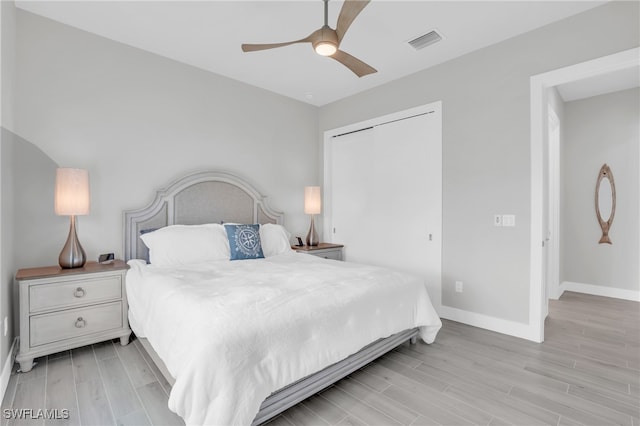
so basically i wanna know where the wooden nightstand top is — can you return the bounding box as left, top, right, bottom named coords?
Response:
left=16, top=260, right=128, bottom=281
left=291, top=243, right=344, bottom=252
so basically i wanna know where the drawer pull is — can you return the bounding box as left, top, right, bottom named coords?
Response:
left=73, top=287, right=86, bottom=298
left=75, top=317, right=86, bottom=328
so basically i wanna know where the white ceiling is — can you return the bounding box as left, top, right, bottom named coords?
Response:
left=16, top=0, right=608, bottom=106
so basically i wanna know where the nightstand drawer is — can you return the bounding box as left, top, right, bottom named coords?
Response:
left=311, top=250, right=342, bottom=260
left=30, top=301, right=123, bottom=347
left=293, top=243, right=344, bottom=261
left=29, top=276, right=122, bottom=313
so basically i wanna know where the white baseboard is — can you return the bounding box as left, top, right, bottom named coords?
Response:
left=440, top=283, right=639, bottom=344
left=439, top=306, right=537, bottom=342
left=548, top=284, right=563, bottom=301
left=559, top=281, right=640, bottom=302
left=0, top=337, right=17, bottom=404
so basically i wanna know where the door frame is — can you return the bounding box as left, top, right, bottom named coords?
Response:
left=529, top=47, right=639, bottom=342
left=323, top=101, right=443, bottom=311
left=545, top=105, right=560, bottom=312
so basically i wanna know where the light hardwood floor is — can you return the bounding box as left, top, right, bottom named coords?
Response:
left=2, top=291, right=638, bottom=425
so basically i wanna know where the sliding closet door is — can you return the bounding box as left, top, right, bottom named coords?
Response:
left=328, top=107, right=442, bottom=300
left=329, top=127, right=375, bottom=264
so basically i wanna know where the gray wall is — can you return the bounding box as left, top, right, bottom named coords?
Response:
left=1, top=2, right=60, bottom=368
left=562, top=88, right=639, bottom=291
left=1, top=129, right=61, bottom=353
left=0, top=134, right=14, bottom=371
left=13, top=9, right=320, bottom=266
left=8, top=132, right=64, bottom=270
left=318, top=1, right=639, bottom=324
left=0, top=1, right=55, bottom=370
left=1, top=0, right=18, bottom=373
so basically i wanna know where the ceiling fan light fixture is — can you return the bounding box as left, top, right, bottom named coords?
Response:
left=241, top=0, right=377, bottom=77
left=314, top=41, right=337, bottom=56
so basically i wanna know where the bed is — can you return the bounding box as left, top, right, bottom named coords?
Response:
left=123, top=171, right=442, bottom=425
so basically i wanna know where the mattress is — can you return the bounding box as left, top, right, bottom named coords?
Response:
left=126, top=251, right=441, bottom=425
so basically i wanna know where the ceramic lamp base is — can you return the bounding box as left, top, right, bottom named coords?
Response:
left=306, top=215, right=319, bottom=246
left=59, top=215, right=86, bottom=269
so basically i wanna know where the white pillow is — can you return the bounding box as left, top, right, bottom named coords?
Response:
left=260, top=224, right=293, bottom=257
left=140, top=223, right=230, bottom=266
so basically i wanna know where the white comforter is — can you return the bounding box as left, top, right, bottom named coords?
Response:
left=126, top=252, right=441, bottom=425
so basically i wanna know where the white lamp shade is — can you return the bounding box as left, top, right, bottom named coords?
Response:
left=304, top=186, right=321, bottom=215
left=55, top=168, right=90, bottom=216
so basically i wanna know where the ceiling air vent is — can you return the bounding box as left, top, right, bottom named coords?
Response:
left=408, top=30, right=442, bottom=50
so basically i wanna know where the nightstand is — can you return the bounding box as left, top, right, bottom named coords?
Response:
left=15, top=260, right=131, bottom=373
left=292, top=243, right=344, bottom=261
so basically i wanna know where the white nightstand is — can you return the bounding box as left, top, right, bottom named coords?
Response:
left=292, top=243, right=344, bottom=261
left=15, top=260, right=132, bottom=372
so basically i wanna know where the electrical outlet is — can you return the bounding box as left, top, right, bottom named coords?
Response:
left=494, top=215, right=502, bottom=226
left=455, top=281, right=463, bottom=293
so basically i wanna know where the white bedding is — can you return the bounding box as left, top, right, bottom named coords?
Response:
left=126, top=251, right=441, bottom=425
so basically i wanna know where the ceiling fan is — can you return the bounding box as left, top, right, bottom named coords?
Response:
left=241, top=0, right=376, bottom=78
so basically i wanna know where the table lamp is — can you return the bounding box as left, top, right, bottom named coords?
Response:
left=55, top=168, right=90, bottom=268
left=304, top=186, right=321, bottom=246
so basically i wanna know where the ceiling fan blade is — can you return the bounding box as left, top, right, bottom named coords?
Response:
left=331, top=49, right=377, bottom=77
left=242, top=40, right=308, bottom=52
left=242, top=31, right=319, bottom=53
left=335, top=0, right=370, bottom=43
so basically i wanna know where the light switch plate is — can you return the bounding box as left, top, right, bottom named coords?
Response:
left=503, top=214, right=516, bottom=227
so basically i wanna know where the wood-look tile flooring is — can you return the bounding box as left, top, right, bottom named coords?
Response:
left=2, top=291, right=638, bottom=425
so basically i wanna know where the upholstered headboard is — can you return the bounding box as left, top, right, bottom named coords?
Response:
left=123, top=171, right=284, bottom=261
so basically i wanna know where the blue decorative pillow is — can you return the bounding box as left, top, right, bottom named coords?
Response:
left=224, top=224, right=265, bottom=260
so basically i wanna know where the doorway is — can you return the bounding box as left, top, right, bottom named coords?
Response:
left=529, top=47, right=640, bottom=342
